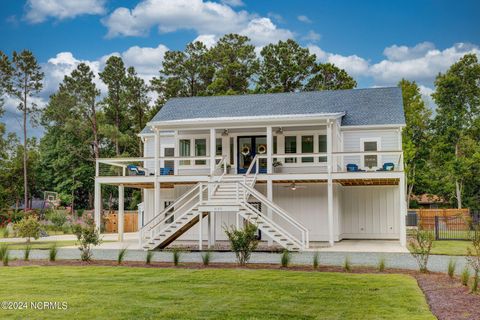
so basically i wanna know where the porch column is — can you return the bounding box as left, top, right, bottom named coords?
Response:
left=94, top=180, right=101, bottom=231
left=207, top=212, right=212, bottom=248
left=198, top=212, right=203, bottom=250
left=154, top=181, right=161, bottom=217
left=118, top=184, right=124, bottom=242
left=154, top=128, right=160, bottom=176
left=327, top=120, right=334, bottom=246
left=174, top=130, right=179, bottom=175
left=210, top=128, right=216, bottom=175
left=266, top=126, right=273, bottom=174
left=399, top=175, right=407, bottom=246
left=267, top=179, right=273, bottom=246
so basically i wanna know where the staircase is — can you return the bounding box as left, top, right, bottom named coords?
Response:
left=139, top=158, right=309, bottom=251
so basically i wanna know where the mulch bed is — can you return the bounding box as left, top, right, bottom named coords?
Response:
left=3, top=260, right=479, bottom=319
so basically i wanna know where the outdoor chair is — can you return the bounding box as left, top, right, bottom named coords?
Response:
left=127, top=164, right=146, bottom=176
left=377, top=162, right=395, bottom=171
left=346, top=163, right=365, bottom=172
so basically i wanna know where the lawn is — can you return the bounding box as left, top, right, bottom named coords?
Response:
left=430, top=240, right=473, bottom=256
left=0, top=240, right=80, bottom=250
left=0, top=267, right=434, bottom=320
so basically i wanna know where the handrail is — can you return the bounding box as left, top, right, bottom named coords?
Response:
left=245, top=154, right=259, bottom=176
left=238, top=181, right=309, bottom=248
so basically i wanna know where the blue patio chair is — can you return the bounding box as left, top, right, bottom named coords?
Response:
left=127, top=164, right=145, bottom=176
left=259, top=167, right=267, bottom=174
left=377, top=162, right=395, bottom=171
left=160, top=167, right=173, bottom=175
left=346, top=163, right=359, bottom=172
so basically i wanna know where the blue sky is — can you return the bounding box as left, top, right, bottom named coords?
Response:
left=1, top=0, right=479, bottom=137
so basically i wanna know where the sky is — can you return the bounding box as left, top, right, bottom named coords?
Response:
left=1, top=0, right=479, bottom=138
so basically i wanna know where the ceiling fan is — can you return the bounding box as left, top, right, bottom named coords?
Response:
left=283, top=182, right=307, bottom=191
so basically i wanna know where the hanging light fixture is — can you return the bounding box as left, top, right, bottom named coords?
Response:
left=221, top=129, right=229, bottom=136
left=275, top=127, right=283, bottom=135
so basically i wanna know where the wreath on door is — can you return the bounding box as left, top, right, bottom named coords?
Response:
left=241, top=145, right=250, bottom=156
left=257, top=144, right=267, bottom=154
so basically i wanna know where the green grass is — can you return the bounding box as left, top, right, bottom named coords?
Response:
left=0, top=240, right=79, bottom=250
left=0, top=228, right=70, bottom=239
left=429, top=241, right=472, bottom=256
left=0, top=267, right=435, bottom=320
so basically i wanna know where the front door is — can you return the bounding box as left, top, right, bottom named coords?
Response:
left=237, top=136, right=267, bottom=174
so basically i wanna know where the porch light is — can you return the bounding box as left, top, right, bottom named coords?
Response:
left=275, top=127, right=283, bottom=135
left=221, top=129, right=229, bottom=136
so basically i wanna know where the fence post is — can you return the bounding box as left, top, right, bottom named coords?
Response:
left=434, top=216, right=439, bottom=240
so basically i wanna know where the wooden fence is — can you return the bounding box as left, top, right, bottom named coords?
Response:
left=104, top=210, right=138, bottom=233
left=416, top=208, right=470, bottom=230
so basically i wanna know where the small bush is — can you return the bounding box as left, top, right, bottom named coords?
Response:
left=61, top=223, right=72, bottom=234
left=343, top=256, right=351, bottom=272
left=466, top=224, right=480, bottom=293
left=408, top=229, right=434, bottom=273
left=378, top=257, right=386, bottom=272
left=46, top=210, right=68, bottom=229
left=14, top=216, right=41, bottom=243
left=146, top=251, right=153, bottom=265
left=461, top=267, right=470, bottom=286
left=0, top=243, right=7, bottom=260
left=447, top=259, right=456, bottom=279
left=472, top=273, right=479, bottom=293
left=2, top=249, right=9, bottom=266
left=201, top=251, right=211, bottom=266
left=281, top=250, right=291, bottom=268
left=312, top=252, right=319, bottom=269
left=2, top=227, right=9, bottom=238
left=72, top=215, right=101, bottom=262
left=24, top=245, right=31, bottom=261
left=49, top=244, right=58, bottom=262
left=117, top=248, right=127, bottom=264
left=224, top=223, right=259, bottom=266
left=173, top=249, right=181, bottom=266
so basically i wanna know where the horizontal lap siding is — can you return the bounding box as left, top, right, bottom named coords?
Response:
left=342, top=130, right=399, bottom=166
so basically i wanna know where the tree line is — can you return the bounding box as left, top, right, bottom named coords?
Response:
left=0, top=34, right=478, bottom=211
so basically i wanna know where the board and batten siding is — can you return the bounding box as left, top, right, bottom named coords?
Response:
left=143, top=135, right=175, bottom=172
left=341, top=186, right=399, bottom=239
left=341, top=129, right=400, bottom=168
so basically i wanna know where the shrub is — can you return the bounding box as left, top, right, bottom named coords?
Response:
left=378, top=257, right=386, bottom=272
left=2, top=227, right=9, bottom=238
left=14, top=216, right=41, bottom=243
left=61, top=223, right=72, bottom=234
left=313, top=252, right=319, bottom=269
left=117, top=248, right=127, bottom=264
left=24, top=245, right=31, bottom=261
left=0, top=244, right=8, bottom=262
left=466, top=225, right=480, bottom=293
left=343, top=256, right=351, bottom=272
left=2, top=249, right=9, bottom=266
left=49, top=244, right=58, bottom=262
left=72, top=215, right=101, bottom=262
left=146, top=251, right=153, bottom=265
left=447, top=259, right=456, bottom=279
left=461, top=267, right=470, bottom=286
left=281, top=250, right=291, bottom=268
left=408, top=229, right=434, bottom=273
left=224, top=223, right=259, bottom=266
left=46, top=210, right=68, bottom=229
left=201, top=251, right=211, bottom=266
left=173, top=249, right=181, bottom=266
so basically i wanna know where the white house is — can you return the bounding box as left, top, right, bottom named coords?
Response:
left=94, top=87, right=407, bottom=251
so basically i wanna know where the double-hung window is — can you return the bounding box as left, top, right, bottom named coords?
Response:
left=361, top=138, right=380, bottom=169
left=301, top=135, right=314, bottom=163
left=284, top=136, right=297, bottom=163
left=318, top=135, right=327, bottom=162
left=195, top=139, right=207, bottom=165
left=179, top=139, right=191, bottom=165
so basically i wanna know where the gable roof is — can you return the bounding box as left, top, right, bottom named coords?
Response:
left=146, top=87, right=405, bottom=129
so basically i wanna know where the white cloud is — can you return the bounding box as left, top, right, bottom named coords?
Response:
left=24, top=0, right=106, bottom=24
left=193, top=34, right=218, bottom=48
left=383, top=42, right=436, bottom=62
left=302, top=30, right=321, bottom=42
left=120, top=44, right=169, bottom=79
left=220, top=0, right=244, bottom=6
left=297, top=15, right=312, bottom=23
left=307, top=45, right=369, bottom=76
left=102, top=0, right=293, bottom=46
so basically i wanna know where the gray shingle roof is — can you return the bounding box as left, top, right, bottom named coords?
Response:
left=147, top=87, right=405, bottom=127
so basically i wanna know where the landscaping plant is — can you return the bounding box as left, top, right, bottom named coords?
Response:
left=14, top=216, right=41, bottom=243
left=49, top=244, right=58, bottom=261
left=24, top=244, right=31, bottom=261
left=2, top=248, right=9, bottom=266
left=146, top=251, right=153, bottom=265
left=408, top=229, right=434, bottom=272
left=72, top=215, right=102, bottom=262
left=117, top=248, right=127, bottom=264
left=201, top=251, right=211, bottom=266
left=281, top=250, right=291, bottom=268
left=0, top=243, right=7, bottom=261
left=465, top=225, right=480, bottom=293
left=343, top=256, right=352, bottom=272
left=173, top=249, right=181, bottom=266
left=461, top=267, right=470, bottom=286
left=312, top=252, right=319, bottom=269
left=447, top=259, right=456, bottom=279
left=378, top=257, right=386, bottom=272
left=224, top=223, right=259, bottom=266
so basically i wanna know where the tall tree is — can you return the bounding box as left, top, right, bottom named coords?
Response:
left=257, top=39, right=316, bottom=93
left=99, top=56, right=127, bottom=156
left=125, top=66, right=151, bottom=156
left=305, top=63, right=356, bottom=91
left=208, top=34, right=259, bottom=95
left=431, top=53, right=480, bottom=208
left=0, top=51, right=13, bottom=109
left=398, top=79, right=432, bottom=206
left=3, top=50, right=44, bottom=210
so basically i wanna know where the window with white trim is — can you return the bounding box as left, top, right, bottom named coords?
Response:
left=361, top=138, right=380, bottom=168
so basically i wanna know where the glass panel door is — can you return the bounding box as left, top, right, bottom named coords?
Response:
left=363, top=141, right=378, bottom=168
left=256, top=136, right=267, bottom=173
left=238, top=137, right=253, bottom=174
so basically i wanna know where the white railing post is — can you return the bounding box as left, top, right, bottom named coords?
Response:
left=210, top=128, right=216, bottom=175
left=95, top=161, right=99, bottom=177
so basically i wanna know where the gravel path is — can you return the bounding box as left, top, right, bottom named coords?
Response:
left=7, top=248, right=472, bottom=275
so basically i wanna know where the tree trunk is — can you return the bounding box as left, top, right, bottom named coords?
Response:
left=23, top=80, right=29, bottom=211
left=455, top=143, right=462, bottom=209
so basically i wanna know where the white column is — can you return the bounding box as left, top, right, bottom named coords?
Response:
left=94, top=180, right=101, bottom=231
left=267, top=179, right=273, bottom=246
left=174, top=130, right=179, bottom=175
left=198, top=212, right=203, bottom=250
left=118, top=184, right=124, bottom=242
left=266, top=126, right=273, bottom=174
left=154, top=181, right=161, bottom=217
left=154, top=128, right=160, bottom=176
left=327, top=121, right=334, bottom=246
left=210, top=128, right=216, bottom=175
left=399, top=175, right=407, bottom=246
left=207, top=213, right=212, bottom=248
